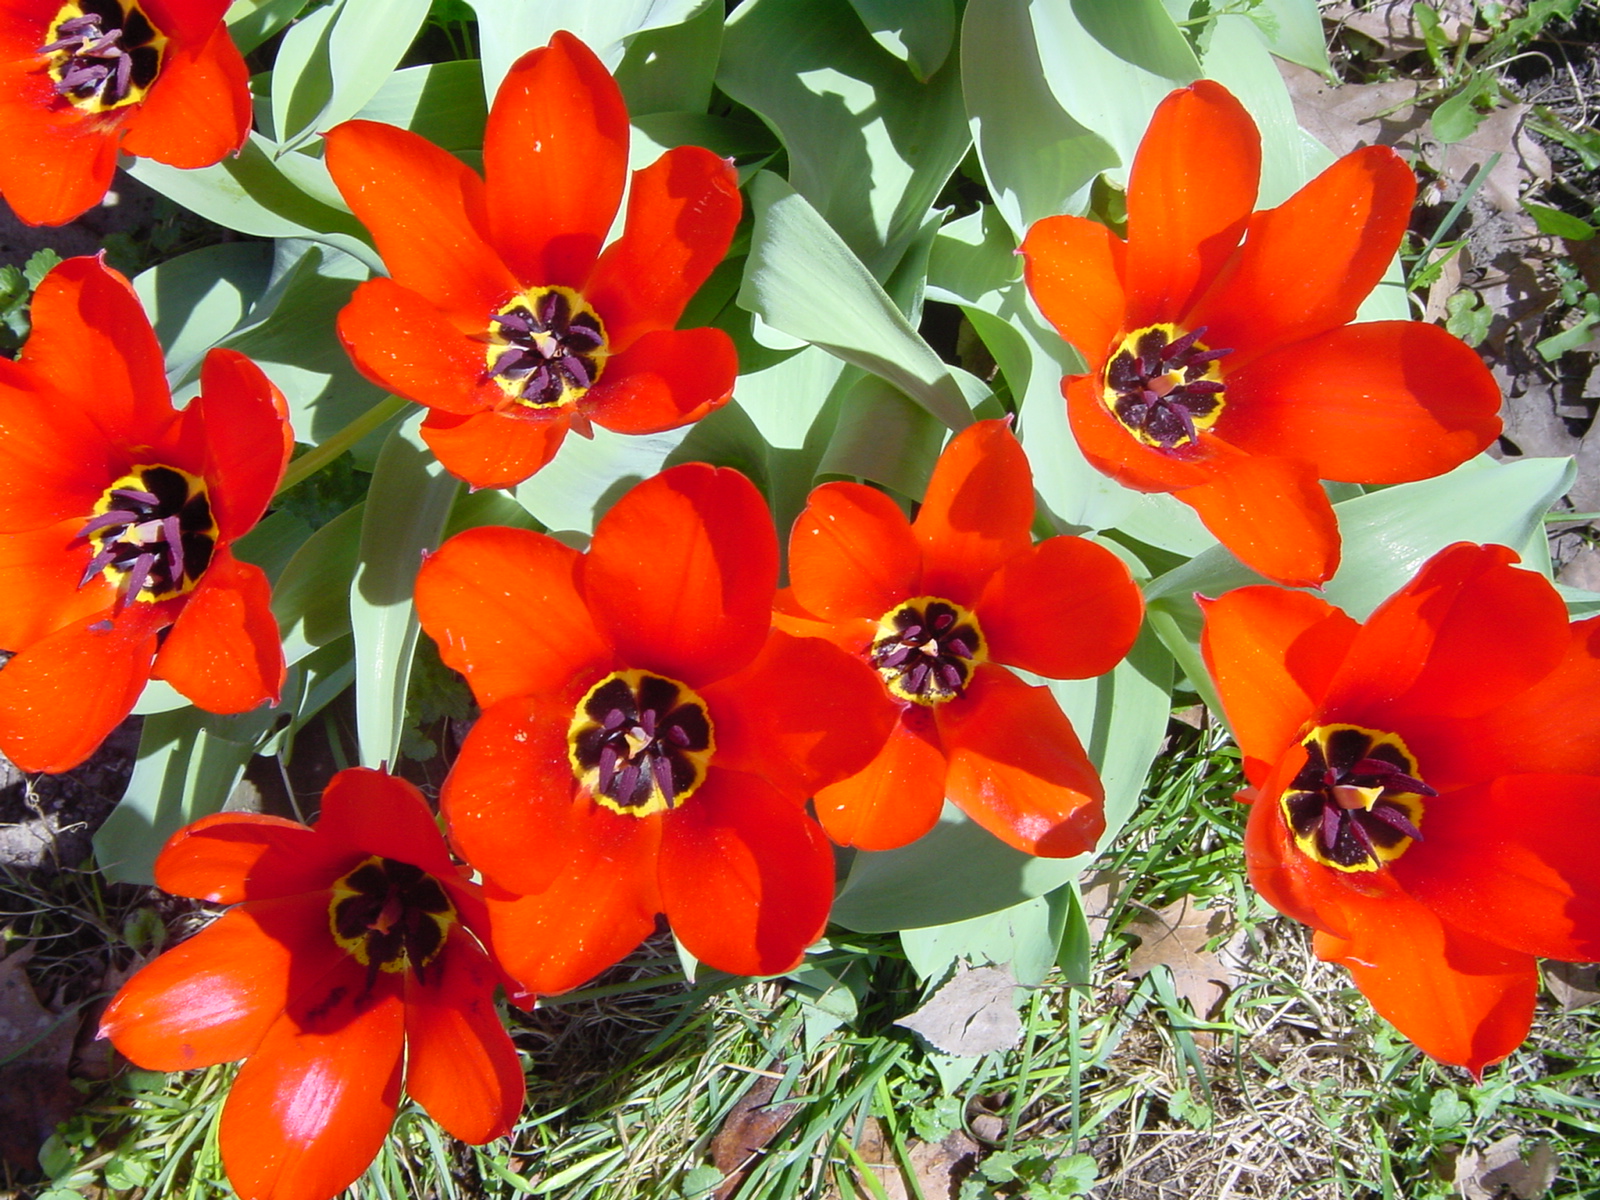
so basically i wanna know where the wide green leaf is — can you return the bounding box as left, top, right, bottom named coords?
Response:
left=614, top=0, right=723, bottom=114
left=132, top=243, right=274, bottom=383
left=227, top=0, right=311, bottom=54
left=1241, top=0, right=1332, bottom=76
left=900, top=893, right=1065, bottom=987
left=513, top=426, right=691, bottom=536
left=274, top=502, right=364, bottom=666
left=269, top=0, right=435, bottom=150
left=350, top=414, right=461, bottom=768
left=846, top=0, right=955, bottom=82
left=738, top=171, right=978, bottom=432
left=719, top=0, right=969, bottom=278
left=349, top=59, right=489, bottom=152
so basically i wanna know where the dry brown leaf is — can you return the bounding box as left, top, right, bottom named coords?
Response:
left=1323, top=0, right=1495, bottom=58
left=896, top=965, right=1022, bottom=1057
left=1544, top=961, right=1600, bottom=1011
left=711, top=1072, right=800, bottom=1200
left=0, top=947, right=80, bottom=1170
left=1123, top=897, right=1247, bottom=1019
left=1453, top=1134, right=1558, bottom=1200
left=1078, top=867, right=1127, bottom=943
left=822, top=1120, right=979, bottom=1200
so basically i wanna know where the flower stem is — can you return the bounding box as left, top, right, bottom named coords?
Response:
left=274, top=394, right=412, bottom=498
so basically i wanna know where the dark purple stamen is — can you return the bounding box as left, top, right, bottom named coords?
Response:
left=330, top=858, right=455, bottom=990
left=870, top=599, right=982, bottom=705
left=572, top=675, right=711, bottom=812
left=75, top=466, right=214, bottom=609
left=1105, top=325, right=1232, bottom=450
left=486, top=291, right=605, bottom=407
left=1282, top=727, right=1435, bottom=869
left=41, top=0, right=162, bottom=108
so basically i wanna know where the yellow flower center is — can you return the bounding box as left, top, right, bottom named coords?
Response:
left=328, top=856, right=457, bottom=981
left=869, top=596, right=986, bottom=706
left=1279, top=724, right=1433, bottom=873
left=1102, top=322, right=1229, bottom=450
left=568, top=670, right=714, bottom=818
left=41, top=0, right=167, bottom=113
left=484, top=285, right=608, bottom=410
left=77, top=465, right=216, bottom=606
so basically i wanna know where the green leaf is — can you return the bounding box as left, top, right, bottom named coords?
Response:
left=1537, top=314, right=1600, bottom=361
left=1523, top=201, right=1596, bottom=241
left=899, top=894, right=1063, bottom=986
left=1068, top=0, right=1200, bottom=82
left=1445, top=289, right=1492, bottom=346
left=269, top=0, right=435, bottom=150
left=738, top=171, right=979, bottom=432
left=961, top=0, right=1117, bottom=235
left=847, top=0, right=956, bottom=81
left=350, top=414, right=460, bottom=768
left=275, top=502, right=364, bottom=665
left=464, top=0, right=713, bottom=97
left=1431, top=74, right=1495, bottom=145
left=832, top=629, right=1172, bottom=931
left=514, top=426, right=691, bottom=535
left=817, top=374, right=947, bottom=500
left=126, top=133, right=379, bottom=270
left=719, top=0, right=969, bottom=277
left=227, top=0, right=312, bottom=54
left=352, top=59, right=489, bottom=151
left=1244, top=0, right=1331, bottom=74
left=131, top=243, right=274, bottom=380
left=94, top=707, right=278, bottom=885
left=615, top=0, right=723, bottom=115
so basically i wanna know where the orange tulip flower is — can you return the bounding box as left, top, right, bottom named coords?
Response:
left=101, top=768, right=524, bottom=1200
left=0, top=0, right=250, bottom=225
left=415, top=463, right=893, bottom=995
left=776, top=420, right=1144, bottom=855
left=1021, top=81, right=1501, bottom=587
left=0, top=255, right=289, bottom=772
left=1201, top=543, right=1600, bottom=1075
left=325, top=31, right=741, bottom=490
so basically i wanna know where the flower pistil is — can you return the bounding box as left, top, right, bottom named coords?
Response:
left=328, top=855, right=458, bottom=987
left=568, top=669, right=714, bottom=817
left=1280, top=723, right=1432, bottom=872
left=76, top=464, right=216, bottom=607
left=870, top=597, right=987, bottom=706
left=41, top=0, right=167, bottom=112
left=485, top=286, right=608, bottom=409
left=1102, top=323, right=1231, bottom=449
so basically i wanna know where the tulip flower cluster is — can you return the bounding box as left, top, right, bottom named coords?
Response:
left=0, top=10, right=1594, bottom=1200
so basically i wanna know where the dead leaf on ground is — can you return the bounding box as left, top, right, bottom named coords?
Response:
left=710, top=1071, right=800, bottom=1200
left=1078, top=867, right=1127, bottom=944
left=897, top=965, right=1022, bottom=1058
left=1323, top=0, right=1496, bottom=58
left=821, top=1119, right=979, bottom=1200
left=1453, top=1134, right=1558, bottom=1200
left=1123, top=897, right=1247, bottom=1020
left=1544, top=961, right=1600, bottom=1011
left=0, top=947, right=81, bottom=1171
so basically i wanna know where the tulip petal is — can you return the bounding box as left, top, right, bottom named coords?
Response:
left=1241, top=753, right=1357, bottom=937
left=584, top=146, right=742, bottom=351
left=1175, top=450, right=1338, bottom=587
left=419, top=406, right=570, bottom=491
left=483, top=31, right=629, bottom=289
left=813, top=707, right=947, bottom=850
left=0, top=69, right=119, bottom=226
left=1395, top=775, right=1600, bottom=962
left=1221, top=322, right=1501, bottom=483
left=787, top=481, right=919, bottom=622
left=141, top=0, right=232, bottom=46
left=1190, top=146, right=1416, bottom=365
left=706, top=629, right=898, bottom=799
left=1199, top=586, right=1358, bottom=786
left=313, top=769, right=458, bottom=880
left=1064, top=372, right=1211, bottom=493
left=338, top=277, right=506, bottom=417
left=936, top=665, right=1105, bottom=857
left=1019, top=214, right=1126, bottom=371
left=219, top=960, right=405, bottom=1200
left=976, top=535, right=1143, bottom=680
left=100, top=894, right=340, bottom=1072
left=153, top=550, right=284, bottom=714
left=914, top=421, right=1035, bottom=604
left=659, top=768, right=833, bottom=977
left=583, top=327, right=736, bottom=435
left=25, top=257, right=174, bottom=444
left=191, top=349, right=292, bottom=541
left=0, top=517, right=114, bottom=649
left=440, top=694, right=587, bottom=896
left=118, top=24, right=250, bottom=167
left=154, top=812, right=339, bottom=904
left=0, top=600, right=163, bottom=773
left=402, top=928, right=523, bottom=1143
left=1316, top=888, right=1535, bottom=1077
left=1321, top=543, right=1569, bottom=733
left=416, top=525, right=612, bottom=711
left=583, top=464, right=777, bottom=687
left=324, top=119, right=515, bottom=322
left=1124, top=79, right=1259, bottom=330
left=481, top=811, right=661, bottom=996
